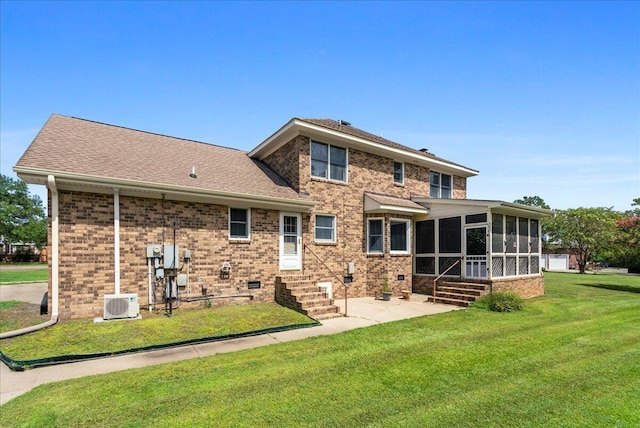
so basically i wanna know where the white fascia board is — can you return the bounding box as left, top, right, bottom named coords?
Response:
left=364, top=195, right=429, bottom=215
left=412, top=197, right=553, bottom=218
left=249, top=119, right=479, bottom=178
left=14, top=166, right=315, bottom=212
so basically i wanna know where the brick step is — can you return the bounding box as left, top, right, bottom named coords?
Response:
left=313, top=311, right=344, bottom=321
left=439, top=286, right=484, bottom=296
left=435, top=291, right=478, bottom=301
left=277, top=275, right=313, bottom=283
left=427, top=296, right=471, bottom=307
left=288, top=285, right=327, bottom=294
left=304, top=305, right=341, bottom=319
left=298, top=298, right=336, bottom=309
left=440, top=282, right=488, bottom=291
left=291, top=291, right=329, bottom=300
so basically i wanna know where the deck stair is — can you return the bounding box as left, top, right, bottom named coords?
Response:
left=427, top=281, right=489, bottom=307
left=275, top=275, right=342, bottom=320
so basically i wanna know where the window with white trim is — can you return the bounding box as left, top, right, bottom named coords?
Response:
left=229, top=208, right=250, bottom=240
left=367, top=218, right=384, bottom=254
left=314, top=214, right=336, bottom=243
left=430, top=171, right=452, bottom=198
left=390, top=219, right=410, bottom=254
left=311, top=141, right=347, bottom=182
left=393, top=161, right=404, bottom=185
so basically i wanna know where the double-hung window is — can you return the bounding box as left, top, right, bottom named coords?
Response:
left=430, top=171, right=452, bottom=198
left=315, top=215, right=336, bottom=243
left=229, top=208, right=250, bottom=240
left=393, top=161, right=404, bottom=185
left=390, top=219, right=410, bottom=254
left=311, top=141, right=347, bottom=182
left=367, top=218, right=384, bottom=254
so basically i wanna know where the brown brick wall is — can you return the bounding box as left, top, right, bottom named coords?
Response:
left=265, top=136, right=465, bottom=299
left=412, top=274, right=544, bottom=299
left=491, top=275, right=545, bottom=298
left=52, top=191, right=284, bottom=319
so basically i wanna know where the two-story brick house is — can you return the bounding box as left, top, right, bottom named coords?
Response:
left=15, top=114, right=550, bottom=321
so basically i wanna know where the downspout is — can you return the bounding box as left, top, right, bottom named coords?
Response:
left=114, top=188, right=120, bottom=295
left=1, top=175, right=59, bottom=339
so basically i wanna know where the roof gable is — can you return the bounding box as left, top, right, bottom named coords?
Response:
left=249, top=118, right=478, bottom=178
left=15, top=114, right=312, bottom=208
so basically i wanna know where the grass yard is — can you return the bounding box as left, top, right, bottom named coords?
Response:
left=1, top=272, right=639, bottom=427
left=0, top=303, right=314, bottom=360
left=0, top=268, right=48, bottom=284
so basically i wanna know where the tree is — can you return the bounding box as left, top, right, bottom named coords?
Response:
left=0, top=174, right=47, bottom=250
left=613, top=198, right=640, bottom=273
left=545, top=207, right=622, bottom=274
left=513, top=196, right=551, bottom=210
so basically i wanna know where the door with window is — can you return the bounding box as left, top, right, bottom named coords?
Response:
left=280, top=212, right=302, bottom=270
left=465, top=226, right=487, bottom=278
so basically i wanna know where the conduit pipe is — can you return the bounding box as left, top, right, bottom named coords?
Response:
left=114, top=188, right=120, bottom=295
left=1, top=175, right=60, bottom=339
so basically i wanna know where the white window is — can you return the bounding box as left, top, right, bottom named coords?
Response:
left=390, top=219, right=411, bottom=254
left=393, top=161, right=404, bottom=185
left=315, top=214, right=336, bottom=243
left=367, top=218, right=384, bottom=254
left=430, top=172, right=452, bottom=198
left=229, top=208, right=250, bottom=240
left=311, top=141, right=347, bottom=182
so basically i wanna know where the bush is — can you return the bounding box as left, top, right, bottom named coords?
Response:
left=472, top=291, right=526, bottom=312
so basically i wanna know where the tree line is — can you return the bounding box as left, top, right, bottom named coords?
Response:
left=515, top=196, right=640, bottom=274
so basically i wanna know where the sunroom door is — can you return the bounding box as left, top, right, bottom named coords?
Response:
left=465, top=226, right=487, bottom=278
left=279, top=212, right=302, bottom=270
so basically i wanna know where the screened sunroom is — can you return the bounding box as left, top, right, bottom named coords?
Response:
left=411, top=199, right=552, bottom=281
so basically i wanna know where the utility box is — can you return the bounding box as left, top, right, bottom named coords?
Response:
left=146, top=244, right=162, bottom=258
left=163, top=245, right=180, bottom=269
left=347, top=262, right=355, bottom=274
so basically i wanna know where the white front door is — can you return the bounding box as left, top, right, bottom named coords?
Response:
left=280, top=212, right=302, bottom=270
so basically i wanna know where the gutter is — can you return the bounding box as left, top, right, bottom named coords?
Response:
left=0, top=175, right=59, bottom=339
left=13, top=166, right=316, bottom=211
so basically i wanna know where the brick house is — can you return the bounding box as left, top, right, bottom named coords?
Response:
left=15, top=115, right=551, bottom=321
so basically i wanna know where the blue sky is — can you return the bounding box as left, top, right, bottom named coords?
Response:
left=1, top=1, right=638, bottom=211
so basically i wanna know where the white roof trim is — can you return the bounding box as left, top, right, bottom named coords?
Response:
left=364, top=194, right=429, bottom=215
left=411, top=197, right=553, bottom=217
left=250, top=119, right=479, bottom=178
left=15, top=166, right=316, bottom=211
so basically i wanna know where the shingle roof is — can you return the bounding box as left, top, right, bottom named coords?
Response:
left=16, top=114, right=308, bottom=202
left=299, top=118, right=473, bottom=171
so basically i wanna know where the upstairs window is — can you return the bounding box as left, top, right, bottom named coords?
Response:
left=229, top=208, right=250, bottom=240
left=393, top=161, right=404, bottom=185
left=430, top=172, right=452, bottom=198
left=311, top=141, right=347, bottom=182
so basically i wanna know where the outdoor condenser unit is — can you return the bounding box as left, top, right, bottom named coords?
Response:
left=103, top=294, right=139, bottom=320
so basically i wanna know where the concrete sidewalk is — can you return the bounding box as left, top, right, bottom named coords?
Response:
left=0, top=294, right=461, bottom=405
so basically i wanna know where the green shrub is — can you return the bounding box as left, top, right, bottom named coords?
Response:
left=472, top=291, right=525, bottom=312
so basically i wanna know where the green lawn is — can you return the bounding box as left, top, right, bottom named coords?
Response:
left=0, top=303, right=314, bottom=360
left=0, top=268, right=48, bottom=284
left=1, top=272, right=639, bottom=427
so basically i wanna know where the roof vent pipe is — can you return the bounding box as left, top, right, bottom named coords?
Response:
left=338, top=120, right=351, bottom=127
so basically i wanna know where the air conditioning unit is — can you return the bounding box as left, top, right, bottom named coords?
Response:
left=103, top=293, right=139, bottom=320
